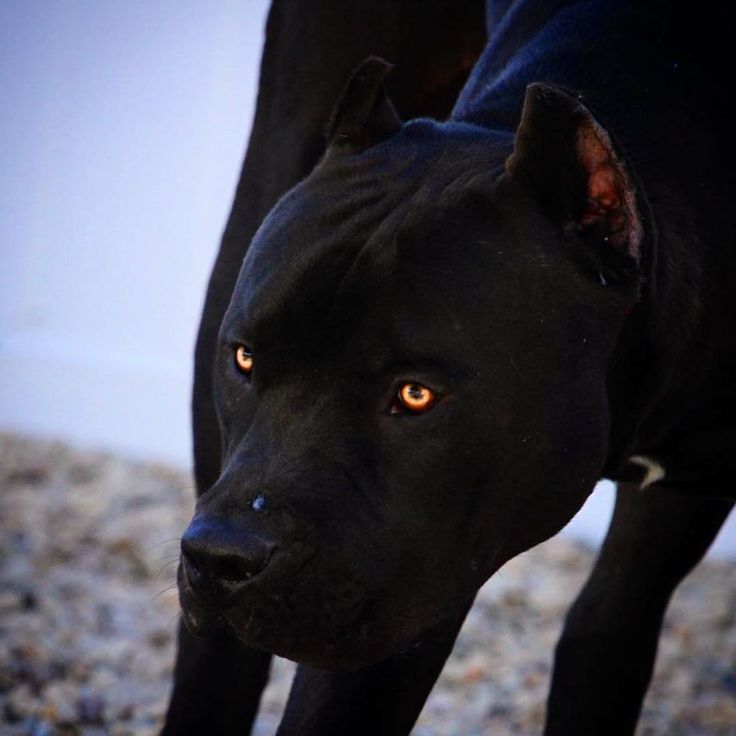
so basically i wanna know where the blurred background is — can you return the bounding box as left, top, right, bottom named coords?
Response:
left=0, top=0, right=734, bottom=552
left=0, top=0, right=268, bottom=466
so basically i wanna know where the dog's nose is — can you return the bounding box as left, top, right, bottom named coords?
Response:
left=181, top=517, right=275, bottom=599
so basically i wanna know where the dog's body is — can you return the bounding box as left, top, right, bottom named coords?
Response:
left=457, top=1, right=736, bottom=490
left=163, top=2, right=735, bottom=734
left=460, top=1, right=735, bottom=485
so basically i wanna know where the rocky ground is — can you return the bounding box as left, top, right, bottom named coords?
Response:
left=1, top=432, right=735, bottom=735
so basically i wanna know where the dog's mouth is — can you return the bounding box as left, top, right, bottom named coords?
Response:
left=176, top=550, right=392, bottom=669
left=176, top=562, right=227, bottom=637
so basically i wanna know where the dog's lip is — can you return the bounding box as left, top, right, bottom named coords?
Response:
left=180, top=603, right=225, bottom=637
left=177, top=566, right=227, bottom=637
left=178, top=543, right=320, bottom=614
left=221, top=548, right=374, bottom=647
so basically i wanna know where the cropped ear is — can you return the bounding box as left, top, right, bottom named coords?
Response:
left=506, top=83, right=642, bottom=261
left=325, top=57, right=402, bottom=153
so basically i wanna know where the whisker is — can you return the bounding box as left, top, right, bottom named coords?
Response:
left=168, top=610, right=183, bottom=630
left=152, top=584, right=179, bottom=604
left=153, top=558, right=180, bottom=581
left=147, top=537, right=182, bottom=553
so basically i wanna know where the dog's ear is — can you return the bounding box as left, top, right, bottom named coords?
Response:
left=506, top=83, right=642, bottom=261
left=325, top=57, right=402, bottom=153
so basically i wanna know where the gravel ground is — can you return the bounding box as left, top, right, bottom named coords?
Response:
left=1, top=432, right=735, bottom=735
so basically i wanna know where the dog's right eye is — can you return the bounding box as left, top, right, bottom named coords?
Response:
left=234, top=345, right=254, bottom=376
left=390, top=382, right=439, bottom=415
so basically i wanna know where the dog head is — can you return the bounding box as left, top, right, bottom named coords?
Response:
left=179, top=58, right=643, bottom=669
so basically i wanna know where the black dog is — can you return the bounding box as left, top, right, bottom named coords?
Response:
left=163, top=1, right=735, bottom=734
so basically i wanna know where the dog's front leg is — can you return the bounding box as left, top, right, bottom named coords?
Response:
left=545, top=481, right=733, bottom=736
left=162, top=624, right=271, bottom=736
left=275, top=601, right=473, bottom=736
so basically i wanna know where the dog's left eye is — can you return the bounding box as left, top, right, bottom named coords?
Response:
left=390, top=383, right=439, bottom=415
left=234, top=345, right=254, bottom=376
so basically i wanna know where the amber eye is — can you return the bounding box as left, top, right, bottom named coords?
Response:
left=234, top=345, right=253, bottom=375
left=394, top=383, right=438, bottom=414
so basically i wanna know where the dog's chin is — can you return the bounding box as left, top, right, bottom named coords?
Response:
left=178, top=601, right=387, bottom=670
left=223, top=608, right=415, bottom=671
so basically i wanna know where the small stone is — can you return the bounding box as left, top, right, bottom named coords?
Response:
left=4, top=699, right=24, bottom=723
left=0, top=669, right=12, bottom=693
left=6, top=465, right=49, bottom=485
left=116, top=703, right=136, bottom=721
left=147, top=629, right=171, bottom=649
left=76, top=694, right=106, bottom=724
left=21, top=589, right=38, bottom=611
left=55, top=724, right=81, bottom=736
left=463, top=662, right=489, bottom=683
left=27, top=717, right=55, bottom=736
left=95, top=603, right=115, bottom=636
left=67, top=463, right=97, bottom=484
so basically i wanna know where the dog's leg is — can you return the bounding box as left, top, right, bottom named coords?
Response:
left=275, top=601, right=473, bottom=736
left=168, top=2, right=486, bottom=733
left=161, top=626, right=271, bottom=736
left=545, top=482, right=733, bottom=736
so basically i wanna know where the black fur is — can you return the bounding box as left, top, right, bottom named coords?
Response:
left=164, top=2, right=734, bottom=734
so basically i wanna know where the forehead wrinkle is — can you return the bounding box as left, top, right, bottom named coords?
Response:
left=238, top=151, right=450, bottom=350
left=232, top=178, right=396, bottom=343
left=325, top=176, right=503, bottom=367
left=230, top=122, right=510, bottom=348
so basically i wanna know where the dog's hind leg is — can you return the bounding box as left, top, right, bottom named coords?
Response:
left=545, top=481, right=733, bottom=736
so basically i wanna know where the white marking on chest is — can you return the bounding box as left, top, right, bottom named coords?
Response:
left=629, top=455, right=666, bottom=488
